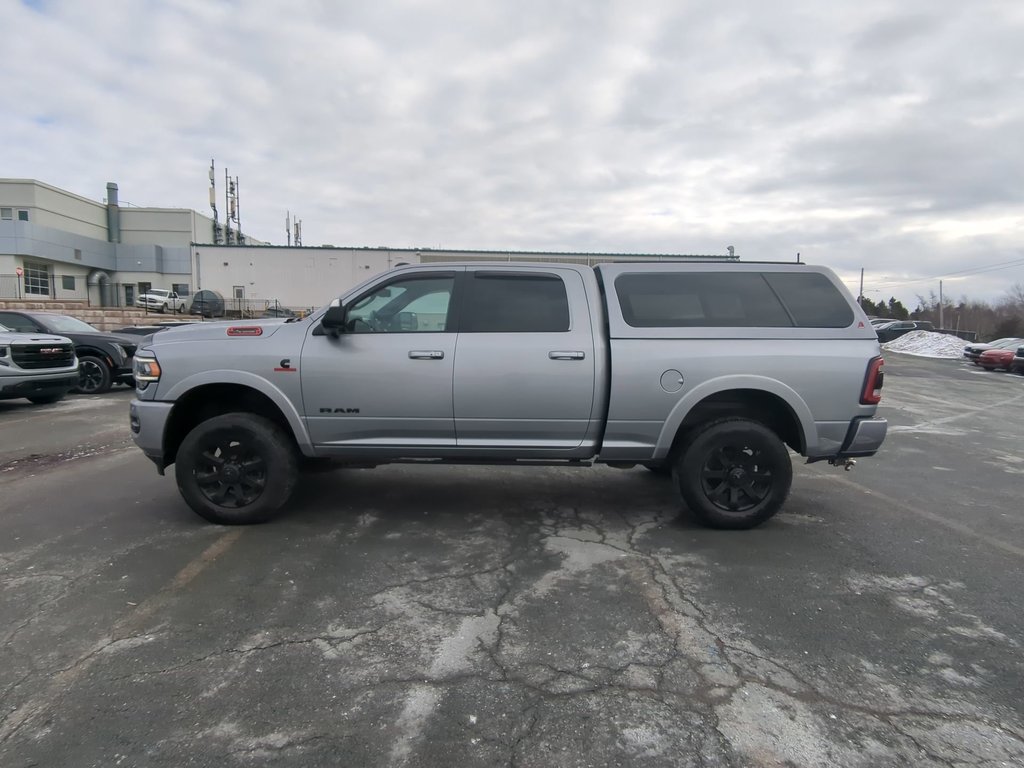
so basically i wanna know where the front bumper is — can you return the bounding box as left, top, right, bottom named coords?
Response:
left=130, top=398, right=174, bottom=473
left=0, top=372, right=80, bottom=398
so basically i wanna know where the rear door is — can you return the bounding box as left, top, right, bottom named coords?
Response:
left=452, top=268, right=596, bottom=450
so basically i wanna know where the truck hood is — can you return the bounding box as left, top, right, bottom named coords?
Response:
left=0, top=332, right=72, bottom=345
left=151, top=318, right=289, bottom=344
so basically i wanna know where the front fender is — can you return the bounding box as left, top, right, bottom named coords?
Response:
left=160, top=369, right=314, bottom=454
left=653, top=374, right=816, bottom=459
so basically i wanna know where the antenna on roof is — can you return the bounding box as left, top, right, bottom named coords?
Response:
left=796, top=252, right=801, bottom=263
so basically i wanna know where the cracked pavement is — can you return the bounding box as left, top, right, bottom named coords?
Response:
left=1, top=358, right=1023, bottom=766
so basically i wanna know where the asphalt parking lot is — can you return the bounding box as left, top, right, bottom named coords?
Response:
left=1, top=357, right=1023, bottom=767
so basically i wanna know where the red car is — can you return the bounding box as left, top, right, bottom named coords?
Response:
left=977, top=348, right=1016, bottom=371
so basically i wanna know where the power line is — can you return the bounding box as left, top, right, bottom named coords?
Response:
left=871, top=257, right=1024, bottom=289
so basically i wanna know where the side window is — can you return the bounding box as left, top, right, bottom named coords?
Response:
left=347, top=276, right=454, bottom=333
left=461, top=273, right=570, bottom=333
left=0, top=313, right=39, bottom=332
left=615, top=273, right=791, bottom=328
left=762, top=273, right=855, bottom=328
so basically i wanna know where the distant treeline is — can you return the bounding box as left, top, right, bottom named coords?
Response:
left=862, top=283, right=1024, bottom=341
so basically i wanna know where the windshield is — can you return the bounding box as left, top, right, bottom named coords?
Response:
left=148, top=290, right=169, bottom=297
left=37, top=315, right=99, bottom=333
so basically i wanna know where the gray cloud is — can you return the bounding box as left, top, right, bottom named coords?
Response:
left=2, top=0, right=1023, bottom=304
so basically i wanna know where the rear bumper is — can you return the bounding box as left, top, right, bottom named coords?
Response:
left=839, top=417, right=887, bottom=457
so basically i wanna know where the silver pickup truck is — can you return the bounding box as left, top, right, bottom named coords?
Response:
left=130, top=261, right=886, bottom=529
left=0, top=325, right=79, bottom=405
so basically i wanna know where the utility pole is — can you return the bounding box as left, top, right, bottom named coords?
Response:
left=286, top=211, right=291, bottom=246
left=224, top=168, right=232, bottom=245
left=209, top=160, right=219, bottom=244
left=939, top=280, right=944, bottom=329
left=858, top=268, right=865, bottom=308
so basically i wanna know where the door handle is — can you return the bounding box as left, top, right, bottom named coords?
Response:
left=409, top=350, right=444, bottom=360
left=548, top=351, right=585, bottom=360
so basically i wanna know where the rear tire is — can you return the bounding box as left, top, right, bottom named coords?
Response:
left=175, top=413, right=299, bottom=525
left=674, top=418, right=792, bottom=529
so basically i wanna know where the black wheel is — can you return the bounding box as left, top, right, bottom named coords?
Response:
left=75, top=355, right=113, bottom=394
left=176, top=304, right=185, bottom=314
left=642, top=463, right=672, bottom=476
left=674, top=418, right=792, bottom=529
left=27, top=392, right=67, bottom=405
left=175, top=413, right=298, bottom=525
left=160, top=303, right=168, bottom=314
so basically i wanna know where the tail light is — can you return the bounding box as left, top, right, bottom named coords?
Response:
left=861, top=356, right=884, bottom=405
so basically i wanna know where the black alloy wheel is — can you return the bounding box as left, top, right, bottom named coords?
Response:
left=675, top=418, right=792, bottom=529
left=76, top=355, right=112, bottom=394
left=192, top=431, right=269, bottom=508
left=175, top=413, right=298, bottom=524
left=699, top=444, right=773, bottom=512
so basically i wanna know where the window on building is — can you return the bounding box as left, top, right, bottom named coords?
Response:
left=17, top=210, right=29, bottom=222
left=346, top=275, right=454, bottom=333
left=461, top=273, right=571, bottom=333
left=138, top=282, right=152, bottom=295
left=171, top=283, right=190, bottom=296
left=61, top=275, right=76, bottom=291
left=23, top=262, right=51, bottom=297
left=0, top=208, right=12, bottom=220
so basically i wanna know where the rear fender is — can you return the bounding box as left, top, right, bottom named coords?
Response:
left=653, top=375, right=815, bottom=459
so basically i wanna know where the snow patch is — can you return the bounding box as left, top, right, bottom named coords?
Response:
left=882, top=330, right=967, bottom=359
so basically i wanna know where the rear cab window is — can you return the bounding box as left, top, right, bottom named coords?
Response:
left=614, top=271, right=854, bottom=329
left=461, top=273, right=570, bottom=332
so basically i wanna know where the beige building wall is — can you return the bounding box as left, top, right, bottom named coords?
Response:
left=0, top=179, right=109, bottom=240
left=194, top=247, right=417, bottom=309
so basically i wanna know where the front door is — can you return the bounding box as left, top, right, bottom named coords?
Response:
left=301, top=272, right=459, bottom=449
left=452, top=269, right=596, bottom=450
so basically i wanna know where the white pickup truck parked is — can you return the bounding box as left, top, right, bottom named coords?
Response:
left=136, top=289, right=187, bottom=314
left=129, top=261, right=887, bottom=529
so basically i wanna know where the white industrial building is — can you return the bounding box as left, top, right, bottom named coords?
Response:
left=1, top=178, right=736, bottom=314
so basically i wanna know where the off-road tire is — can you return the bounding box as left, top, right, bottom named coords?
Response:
left=674, top=418, right=792, bottom=529
left=175, top=413, right=299, bottom=525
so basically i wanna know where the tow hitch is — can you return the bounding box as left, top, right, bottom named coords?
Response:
left=829, top=457, right=857, bottom=471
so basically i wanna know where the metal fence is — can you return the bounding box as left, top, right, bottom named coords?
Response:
left=0, top=275, right=314, bottom=320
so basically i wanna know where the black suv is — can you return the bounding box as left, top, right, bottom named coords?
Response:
left=876, top=320, right=934, bottom=343
left=0, top=311, right=137, bottom=394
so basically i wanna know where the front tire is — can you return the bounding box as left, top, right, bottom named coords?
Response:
left=160, top=303, right=168, bottom=314
left=674, top=418, right=792, bottom=529
left=175, top=413, right=299, bottom=525
left=75, top=355, right=113, bottom=394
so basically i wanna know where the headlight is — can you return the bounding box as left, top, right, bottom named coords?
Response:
left=134, top=353, right=161, bottom=383
left=112, top=343, right=127, bottom=360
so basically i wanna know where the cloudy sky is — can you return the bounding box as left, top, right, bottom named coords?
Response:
left=4, top=0, right=1023, bottom=306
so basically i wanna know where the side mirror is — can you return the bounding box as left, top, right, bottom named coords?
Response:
left=320, top=305, right=347, bottom=334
